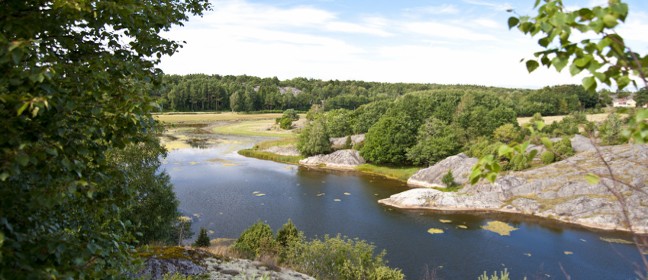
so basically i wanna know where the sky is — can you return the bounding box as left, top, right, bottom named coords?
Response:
left=159, top=0, right=648, bottom=89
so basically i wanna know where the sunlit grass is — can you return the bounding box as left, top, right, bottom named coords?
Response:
left=355, top=164, right=420, bottom=182
left=238, top=149, right=303, bottom=164
left=212, top=119, right=296, bottom=138
left=517, top=112, right=620, bottom=125
left=154, top=112, right=283, bottom=124
left=253, top=137, right=298, bottom=150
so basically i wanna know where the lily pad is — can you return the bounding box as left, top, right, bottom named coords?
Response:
left=333, top=199, right=341, bottom=202
left=600, top=237, right=633, bottom=244
left=482, top=221, right=518, bottom=236
left=189, top=161, right=199, bottom=165
left=439, top=219, right=452, bottom=223
left=427, top=228, right=444, bottom=234
left=564, top=251, right=573, bottom=255
left=524, top=253, right=532, bottom=257
left=316, top=193, right=325, bottom=197
left=255, top=193, right=266, bottom=197
left=343, top=192, right=351, bottom=195
left=457, top=225, right=468, bottom=229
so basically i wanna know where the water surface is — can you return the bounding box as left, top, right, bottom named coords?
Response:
left=163, top=135, right=643, bottom=279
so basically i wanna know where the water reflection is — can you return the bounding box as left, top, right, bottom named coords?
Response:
left=162, top=138, right=643, bottom=279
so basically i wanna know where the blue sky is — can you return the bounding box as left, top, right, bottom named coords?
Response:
left=160, top=0, right=648, bottom=89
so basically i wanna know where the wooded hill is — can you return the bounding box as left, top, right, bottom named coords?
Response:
left=153, top=74, right=604, bottom=117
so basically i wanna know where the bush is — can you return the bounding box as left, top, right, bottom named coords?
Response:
left=284, top=235, right=404, bottom=280
left=194, top=227, right=210, bottom=247
left=441, top=170, right=458, bottom=189
left=297, top=118, right=332, bottom=156
left=276, top=219, right=300, bottom=248
left=234, top=221, right=277, bottom=259
left=540, top=151, right=555, bottom=164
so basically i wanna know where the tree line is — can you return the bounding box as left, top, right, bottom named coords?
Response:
left=154, top=75, right=607, bottom=117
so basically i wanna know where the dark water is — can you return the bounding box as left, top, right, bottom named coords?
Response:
left=162, top=136, right=644, bottom=279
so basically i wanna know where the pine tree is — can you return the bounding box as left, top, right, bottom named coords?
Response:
left=194, top=227, right=211, bottom=247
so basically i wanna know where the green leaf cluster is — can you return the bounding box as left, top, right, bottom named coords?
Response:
left=509, top=0, right=645, bottom=92
left=0, top=0, right=208, bottom=278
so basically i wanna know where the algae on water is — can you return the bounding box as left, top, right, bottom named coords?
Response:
left=481, top=221, right=518, bottom=236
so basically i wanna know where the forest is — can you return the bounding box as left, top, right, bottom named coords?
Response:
left=154, top=74, right=605, bottom=117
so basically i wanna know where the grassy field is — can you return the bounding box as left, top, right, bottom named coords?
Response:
left=238, top=149, right=303, bottom=164
left=355, top=164, right=421, bottom=182
left=517, top=113, right=613, bottom=125
left=212, top=119, right=297, bottom=138
left=154, top=112, right=283, bottom=124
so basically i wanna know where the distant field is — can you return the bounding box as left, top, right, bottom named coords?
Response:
left=212, top=119, right=296, bottom=138
left=154, top=112, right=283, bottom=124
left=517, top=113, right=614, bottom=125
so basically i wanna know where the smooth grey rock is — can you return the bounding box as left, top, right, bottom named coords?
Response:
left=330, top=134, right=365, bottom=149
left=571, top=134, right=597, bottom=153
left=382, top=144, right=648, bottom=233
left=407, top=153, right=477, bottom=188
left=299, top=149, right=365, bottom=169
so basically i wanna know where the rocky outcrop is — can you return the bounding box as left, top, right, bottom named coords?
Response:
left=330, top=134, right=365, bottom=149
left=262, top=145, right=300, bottom=156
left=138, top=247, right=313, bottom=280
left=407, top=153, right=477, bottom=188
left=204, top=258, right=314, bottom=280
left=381, top=144, right=648, bottom=233
left=299, top=149, right=365, bottom=170
left=571, top=134, right=597, bottom=153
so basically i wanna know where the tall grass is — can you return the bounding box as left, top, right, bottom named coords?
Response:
left=355, top=164, right=420, bottom=182
left=238, top=149, right=302, bottom=165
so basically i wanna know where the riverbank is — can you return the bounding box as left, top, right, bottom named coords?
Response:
left=379, top=143, right=648, bottom=234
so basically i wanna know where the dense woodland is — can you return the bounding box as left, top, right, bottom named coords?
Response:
left=154, top=74, right=606, bottom=117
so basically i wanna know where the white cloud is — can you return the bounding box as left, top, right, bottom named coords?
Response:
left=406, top=4, right=460, bottom=15
left=161, top=0, right=629, bottom=88
left=463, top=0, right=513, bottom=11
left=401, top=21, right=498, bottom=41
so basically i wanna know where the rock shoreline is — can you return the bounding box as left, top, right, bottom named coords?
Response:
left=380, top=143, right=648, bottom=233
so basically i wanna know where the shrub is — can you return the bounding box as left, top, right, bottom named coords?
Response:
left=493, top=123, right=520, bottom=144
left=553, top=136, right=575, bottom=160
left=194, top=227, right=210, bottom=247
left=540, top=151, right=555, bottom=164
left=234, top=221, right=277, bottom=259
left=276, top=219, right=300, bottom=248
left=284, top=234, right=404, bottom=280
left=344, top=136, right=353, bottom=149
left=441, top=170, right=458, bottom=189
left=297, top=118, right=332, bottom=156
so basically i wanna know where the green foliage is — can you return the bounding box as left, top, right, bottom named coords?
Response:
left=344, top=136, right=353, bottom=149
left=276, top=219, right=299, bottom=248
left=323, top=109, right=354, bottom=137
left=442, top=170, right=458, bottom=189
left=279, top=117, right=294, bottom=129
left=194, top=228, right=211, bottom=247
left=361, top=113, right=419, bottom=165
left=540, top=151, right=556, bottom=164
left=477, top=269, right=510, bottom=280
left=234, top=221, right=277, bottom=259
left=0, top=0, right=208, bottom=278
left=599, top=113, right=623, bottom=145
left=509, top=0, right=643, bottom=91
left=493, top=123, right=520, bottom=144
left=406, top=117, right=461, bottom=166
left=113, top=140, right=181, bottom=245
left=351, top=100, right=392, bottom=134
left=553, top=136, right=575, bottom=160
left=297, top=118, right=332, bottom=156
left=276, top=108, right=300, bottom=129
left=284, top=235, right=404, bottom=280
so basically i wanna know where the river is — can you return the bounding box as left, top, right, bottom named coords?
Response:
left=161, top=134, right=644, bottom=279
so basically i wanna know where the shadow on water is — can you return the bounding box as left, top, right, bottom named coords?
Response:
left=161, top=132, right=644, bottom=280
